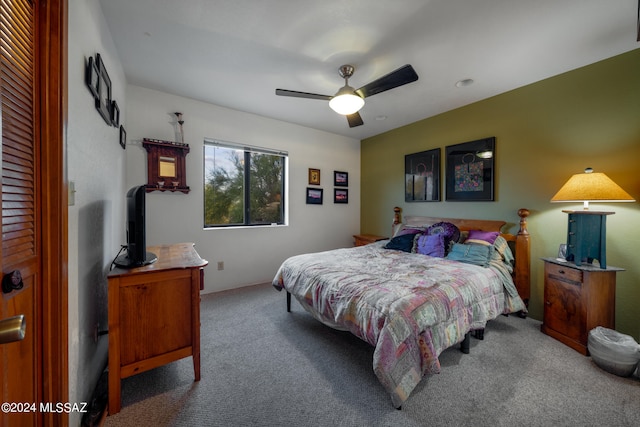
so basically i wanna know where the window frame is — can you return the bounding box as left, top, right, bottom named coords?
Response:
left=203, top=139, right=288, bottom=228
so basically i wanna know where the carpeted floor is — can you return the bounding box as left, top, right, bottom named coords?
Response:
left=104, top=283, right=640, bottom=427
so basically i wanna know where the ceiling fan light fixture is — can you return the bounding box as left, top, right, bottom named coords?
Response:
left=329, top=85, right=364, bottom=115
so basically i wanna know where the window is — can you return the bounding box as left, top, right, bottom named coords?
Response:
left=204, top=139, right=287, bottom=227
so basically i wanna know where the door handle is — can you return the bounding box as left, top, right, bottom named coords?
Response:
left=0, top=315, right=26, bottom=344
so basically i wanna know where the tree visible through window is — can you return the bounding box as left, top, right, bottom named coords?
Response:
left=204, top=141, right=286, bottom=227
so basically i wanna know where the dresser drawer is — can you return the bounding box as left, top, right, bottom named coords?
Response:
left=545, top=262, right=582, bottom=284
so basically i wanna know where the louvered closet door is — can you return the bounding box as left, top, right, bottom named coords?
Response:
left=0, top=0, right=41, bottom=425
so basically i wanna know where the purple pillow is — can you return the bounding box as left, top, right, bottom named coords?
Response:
left=467, top=230, right=500, bottom=245
left=425, top=222, right=461, bottom=250
left=414, top=233, right=445, bottom=257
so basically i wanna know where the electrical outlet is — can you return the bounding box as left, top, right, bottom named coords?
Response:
left=217, top=261, right=224, bottom=270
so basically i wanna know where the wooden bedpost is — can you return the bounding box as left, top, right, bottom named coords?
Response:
left=514, top=208, right=531, bottom=309
left=392, top=206, right=402, bottom=236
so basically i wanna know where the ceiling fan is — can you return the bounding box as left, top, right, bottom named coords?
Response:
left=275, top=64, right=418, bottom=128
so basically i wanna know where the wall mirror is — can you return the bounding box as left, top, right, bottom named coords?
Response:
left=159, top=156, right=177, bottom=178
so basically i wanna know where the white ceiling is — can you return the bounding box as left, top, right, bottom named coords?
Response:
left=98, top=0, right=639, bottom=140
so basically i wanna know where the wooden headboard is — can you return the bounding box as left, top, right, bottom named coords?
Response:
left=391, top=207, right=531, bottom=308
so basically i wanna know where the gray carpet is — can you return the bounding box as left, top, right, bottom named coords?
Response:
left=105, top=283, right=640, bottom=427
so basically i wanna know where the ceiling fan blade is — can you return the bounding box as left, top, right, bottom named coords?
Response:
left=346, top=112, right=363, bottom=128
left=275, top=89, right=332, bottom=101
left=355, top=64, right=418, bottom=98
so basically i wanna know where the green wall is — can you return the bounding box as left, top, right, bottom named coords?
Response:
left=361, top=48, right=640, bottom=339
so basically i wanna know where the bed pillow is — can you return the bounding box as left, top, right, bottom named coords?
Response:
left=383, top=233, right=417, bottom=252
left=395, top=227, right=425, bottom=237
left=425, top=222, right=461, bottom=250
left=446, top=242, right=493, bottom=267
left=413, top=233, right=446, bottom=257
left=391, top=223, right=427, bottom=237
left=465, top=230, right=500, bottom=245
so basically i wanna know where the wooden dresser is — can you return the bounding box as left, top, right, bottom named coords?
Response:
left=108, top=242, right=208, bottom=414
left=540, top=257, right=623, bottom=355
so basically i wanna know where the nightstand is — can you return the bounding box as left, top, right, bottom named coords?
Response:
left=540, top=257, right=624, bottom=355
left=353, top=234, right=386, bottom=247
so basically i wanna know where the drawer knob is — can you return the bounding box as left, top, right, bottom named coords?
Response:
left=558, top=270, right=565, bottom=274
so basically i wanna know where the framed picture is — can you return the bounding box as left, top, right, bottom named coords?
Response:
left=557, top=243, right=567, bottom=260
left=111, top=100, right=120, bottom=127
left=85, top=56, right=99, bottom=98
left=308, top=168, right=320, bottom=185
left=95, top=53, right=112, bottom=125
left=445, top=137, right=495, bottom=201
left=334, top=188, right=348, bottom=204
left=405, top=148, right=440, bottom=201
left=334, top=171, right=348, bottom=187
left=306, top=187, right=323, bottom=204
left=119, top=125, right=126, bottom=149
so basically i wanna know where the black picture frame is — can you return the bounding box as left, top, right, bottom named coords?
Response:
left=334, top=171, right=348, bottom=187
left=85, top=56, right=99, bottom=99
left=119, top=125, right=126, bottom=149
left=95, top=54, right=112, bottom=125
left=445, top=137, right=495, bottom=201
left=111, top=100, right=120, bottom=127
left=306, top=187, right=323, bottom=205
left=405, top=148, right=440, bottom=201
left=334, top=188, right=348, bottom=204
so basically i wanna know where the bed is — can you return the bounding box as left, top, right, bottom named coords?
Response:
left=272, top=207, right=531, bottom=408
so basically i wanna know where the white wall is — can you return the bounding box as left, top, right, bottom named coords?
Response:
left=68, top=0, right=127, bottom=424
left=125, top=86, right=361, bottom=293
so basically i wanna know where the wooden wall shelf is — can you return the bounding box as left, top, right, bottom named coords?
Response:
left=143, top=138, right=190, bottom=193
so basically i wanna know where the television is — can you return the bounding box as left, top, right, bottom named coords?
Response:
left=114, top=185, right=157, bottom=268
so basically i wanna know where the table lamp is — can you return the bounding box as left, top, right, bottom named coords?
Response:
left=551, top=168, right=635, bottom=268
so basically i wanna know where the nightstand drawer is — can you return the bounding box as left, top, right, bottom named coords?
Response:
left=545, top=262, right=582, bottom=284
left=353, top=234, right=386, bottom=247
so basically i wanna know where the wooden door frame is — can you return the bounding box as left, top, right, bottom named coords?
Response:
left=38, top=0, right=68, bottom=424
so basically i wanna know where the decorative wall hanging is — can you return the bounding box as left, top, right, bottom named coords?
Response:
left=306, top=187, right=323, bottom=204
left=334, top=171, right=348, bottom=187
left=119, top=125, right=126, bottom=150
left=175, top=112, right=185, bottom=143
left=334, top=188, right=348, bottom=204
left=308, top=168, right=320, bottom=185
left=111, top=100, right=120, bottom=127
left=95, top=54, right=112, bottom=125
left=405, top=148, right=440, bottom=201
left=445, top=137, right=495, bottom=201
left=85, top=56, right=99, bottom=98
left=143, top=138, right=190, bottom=193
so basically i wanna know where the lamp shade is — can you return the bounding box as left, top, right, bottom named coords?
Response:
left=550, top=168, right=635, bottom=209
left=329, top=86, right=364, bottom=115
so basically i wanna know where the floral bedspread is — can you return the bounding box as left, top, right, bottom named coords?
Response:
left=272, top=241, right=526, bottom=407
